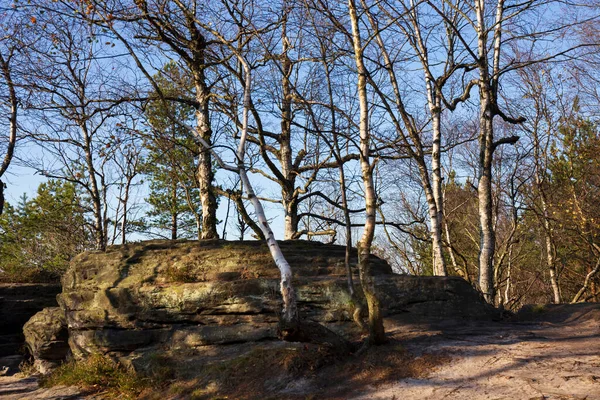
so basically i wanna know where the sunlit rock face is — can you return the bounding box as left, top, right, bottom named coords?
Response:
left=58, top=240, right=494, bottom=360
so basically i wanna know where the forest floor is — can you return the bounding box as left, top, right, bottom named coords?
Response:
left=0, top=303, right=598, bottom=399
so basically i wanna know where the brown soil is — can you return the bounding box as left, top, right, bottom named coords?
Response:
left=1, top=303, right=599, bottom=400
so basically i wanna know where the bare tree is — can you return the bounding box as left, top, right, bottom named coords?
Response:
left=517, top=65, right=564, bottom=303
left=348, top=0, right=386, bottom=345
left=86, top=0, right=222, bottom=239
left=19, top=4, right=136, bottom=250
left=0, top=50, right=17, bottom=216
left=112, top=133, right=143, bottom=245
left=0, top=7, right=24, bottom=216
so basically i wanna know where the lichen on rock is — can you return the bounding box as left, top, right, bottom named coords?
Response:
left=57, top=240, right=494, bottom=362
left=23, top=307, right=69, bottom=374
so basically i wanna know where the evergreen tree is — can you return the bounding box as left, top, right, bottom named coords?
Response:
left=143, top=62, right=202, bottom=240
left=0, top=180, right=92, bottom=282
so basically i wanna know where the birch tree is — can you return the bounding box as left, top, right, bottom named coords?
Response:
left=358, top=0, right=477, bottom=277
left=0, top=8, right=23, bottom=216
left=424, top=0, right=591, bottom=301
left=0, top=49, right=16, bottom=217
left=212, top=0, right=362, bottom=241
left=517, top=65, right=564, bottom=303
left=139, top=25, right=303, bottom=327
left=348, top=0, right=386, bottom=344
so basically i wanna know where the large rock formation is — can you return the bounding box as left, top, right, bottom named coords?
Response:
left=58, top=240, right=494, bottom=361
left=0, top=283, right=61, bottom=358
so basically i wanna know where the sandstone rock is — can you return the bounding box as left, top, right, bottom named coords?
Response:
left=58, top=240, right=495, bottom=360
left=0, top=283, right=61, bottom=358
left=513, top=303, right=600, bottom=324
left=23, top=307, right=69, bottom=374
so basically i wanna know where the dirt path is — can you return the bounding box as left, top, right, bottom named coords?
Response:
left=355, top=306, right=600, bottom=400
left=1, top=304, right=599, bottom=399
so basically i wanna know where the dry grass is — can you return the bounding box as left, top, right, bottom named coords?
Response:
left=39, top=339, right=451, bottom=400
left=40, top=355, right=148, bottom=399
left=140, top=340, right=451, bottom=400
left=175, top=345, right=335, bottom=399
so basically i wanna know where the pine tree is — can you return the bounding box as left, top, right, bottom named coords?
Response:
left=142, top=62, right=202, bottom=240
left=0, top=180, right=92, bottom=282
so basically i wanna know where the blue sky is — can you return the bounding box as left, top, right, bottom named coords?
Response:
left=4, top=157, right=288, bottom=241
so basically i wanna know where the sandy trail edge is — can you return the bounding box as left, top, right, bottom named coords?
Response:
left=0, top=375, right=87, bottom=400
left=1, top=305, right=599, bottom=400
left=353, top=312, right=600, bottom=400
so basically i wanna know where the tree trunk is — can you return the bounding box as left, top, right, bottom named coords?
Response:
left=532, top=113, right=561, bottom=303
left=171, top=182, right=178, bottom=240
left=234, top=57, right=299, bottom=327
left=430, top=111, right=447, bottom=276
left=425, top=189, right=446, bottom=276
left=280, top=16, right=298, bottom=241
left=477, top=111, right=496, bottom=304
left=282, top=187, right=299, bottom=240
left=0, top=180, right=4, bottom=216
left=195, top=214, right=202, bottom=240
left=240, top=169, right=298, bottom=325
left=543, top=204, right=561, bottom=303
left=92, top=190, right=105, bottom=250
left=171, top=212, right=178, bottom=240
left=121, top=194, right=127, bottom=245
left=364, top=2, right=446, bottom=277
left=412, top=153, right=446, bottom=277
left=194, top=77, right=219, bottom=240
left=80, top=124, right=106, bottom=251
left=0, top=52, right=18, bottom=216
left=475, top=0, right=498, bottom=304
left=504, top=245, right=513, bottom=307
left=349, top=0, right=385, bottom=345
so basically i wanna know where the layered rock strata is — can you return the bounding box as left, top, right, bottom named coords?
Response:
left=0, top=283, right=61, bottom=358
left=58, top=240, right=494, bottom=360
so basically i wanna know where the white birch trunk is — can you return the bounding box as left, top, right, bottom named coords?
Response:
left=0, top=53, right=17, bottom=217
left=366, top=0, right=446, bottom=277
left=475, top=0, right=504, bottom=303
left=539, top=191, right=561, bottom=303
left=430, top=110, right=447, bottom=276
left=349, top=0, right=385, bottom=344
left=410, top=1, right=447, bottom=277
left=235, top=59, right=298, bottom=324
left=194, top=75, right=219, bottom=240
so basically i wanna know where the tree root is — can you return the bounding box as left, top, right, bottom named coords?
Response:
left=352, top=299, right=368, bottom=333
left=277, top=319, right=355, bottom=355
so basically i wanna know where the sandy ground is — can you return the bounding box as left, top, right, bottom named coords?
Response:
left=353, top=307, right=600, bottom=400
left=1, top=304, right=599, bottom=399
left=0, top=375, right=86, bottom=400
